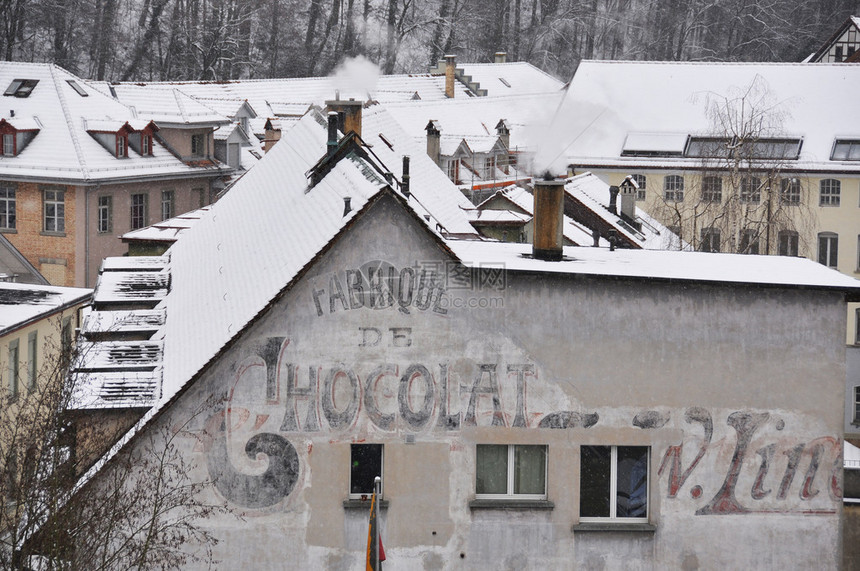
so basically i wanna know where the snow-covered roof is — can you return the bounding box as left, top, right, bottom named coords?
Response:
left=846, top=441, right=860, bottom=469
left=480, top=184, right=600, bottom=246
left=0, top=62, right=231, bottom=184
left=560, top=60, right=860, bottom=173
left=0, top=233, right=47, bottom=285
left=121, top=206, right=211, bottom=244
left=383, top=92, right=563, bottom=153
left=565, top=172, right=685, bottom=250
left=0, top=282, right=91, bottom=334
left=100, top=84, right=231, bottom=127
left=448, top=240, right=860, bottom=292
left=456, top=61, right=565, bottom=97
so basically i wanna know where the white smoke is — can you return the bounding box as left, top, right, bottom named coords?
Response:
left=331, top=55, right=381, bottom=99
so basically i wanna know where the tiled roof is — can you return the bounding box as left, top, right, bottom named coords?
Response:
left=456, top=61, right=565, bottom=97
left=121, top=206, right=211, bottom=244
left=0, top=62, right=231, bottom=183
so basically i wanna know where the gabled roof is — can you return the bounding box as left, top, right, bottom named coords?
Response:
left=0, top=232, right=47, bottom=285
left=564, top=172, right=686, bottom=250
left=99, top=84, right=231, bottom=127
left=809, top=16, right=860, bottom=62
left=559, top=60, right=860, bottom=173
left=455, top=62, right=565, bottom=97
left=0, top=62, right=231, bottom=184
left=0, top=282, right=91, bottom=335
left=383, top=92, right=563, bottom=153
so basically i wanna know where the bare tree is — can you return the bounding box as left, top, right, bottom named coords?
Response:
left=652, top=76, right=816, bottom=255
left=0, top=318, right=227, bottom=569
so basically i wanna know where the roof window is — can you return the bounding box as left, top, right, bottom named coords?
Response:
left=378, top=133, right=394, bottom=150
left=684, top=137, right=802, bottom=160
left=831, top=139, right=860, bottom=160
left=499, top=77, right=511, bottom=88
left=66, top=80, right=88, bottom=97
left=4, top=79, right=39, bottom=98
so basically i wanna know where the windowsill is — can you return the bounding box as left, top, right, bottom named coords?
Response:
left=40, top=231, right=66, bottom=237
left=572, top=522, right=656, bottom=533
left=469, top=499, right=554, bottom=510
left=0, top=228, right=16, bottom=233
left=343, top=499, right=389, bottom=509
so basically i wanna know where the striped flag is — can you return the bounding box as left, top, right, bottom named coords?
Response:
left=366, top=485, right=385, bottom=570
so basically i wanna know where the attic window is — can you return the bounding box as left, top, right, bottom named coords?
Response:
left=831, top=140, right=860, bottom=160
left=685, top=137, right=802, bottom=160
left=4, top=79, right=38, bottom=98
left=66, top=80, right=88, bottom=97
left=378, top=133, right=394, bottom=151
left=499, top=78, right=511, bottom=88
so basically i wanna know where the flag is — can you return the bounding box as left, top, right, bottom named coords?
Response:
left=366, top=490, right=386, bottom=570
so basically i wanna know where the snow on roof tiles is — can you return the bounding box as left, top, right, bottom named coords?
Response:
left=0, top=62, right=230, bottom=183
left=0, top=282, right=91, bottom=333
left=560, top=60, right=860, bottom=172
left=456, top=61, right=565, bottom=97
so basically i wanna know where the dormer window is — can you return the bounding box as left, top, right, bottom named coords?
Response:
left=3, top=79, right=38, bottom=98
left=116, top=134, right=127, bottom=158
left=191, top=134, right=204, bottom=157
left=2, top=134, right=13, bottom=156
left=142, top=134, right=152, bottom=155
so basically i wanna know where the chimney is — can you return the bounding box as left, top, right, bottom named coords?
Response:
left=495, top=119, right=510, bottom=149
left=608, top=185, right=619, bottom=215
left=343, top=196, right=352, bottom=216
left=532, top=178, right=565, bottom=261
left=325, top=98, right=363, bottom=138
left=619, top=176, right=637, bottom=221
left=425, top=120, right=441, bottom=166
left=327, top=112, right=339, bottom=158
left=263, top=118, right=281, bottom=152
left=444, top=55, right=456, bottom=98
left=494, top=52, right=507, bottom=63
left=402, top=155, right=411, bottom=198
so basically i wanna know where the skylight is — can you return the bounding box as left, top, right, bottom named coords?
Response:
left=3, top=79, right=38, bottom=98
left=831, top=139, right=860, bottom=160
left=684, top=137, right=802, bottom=160
left=66, top=80, right=88, bottom=97
left=499, top=78, right=511, bottom=88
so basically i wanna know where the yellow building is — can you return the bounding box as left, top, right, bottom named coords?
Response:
left=558, top=60, right=860, bottom=342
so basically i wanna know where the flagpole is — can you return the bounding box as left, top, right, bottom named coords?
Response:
left=373, top=476, right=381, bottom=571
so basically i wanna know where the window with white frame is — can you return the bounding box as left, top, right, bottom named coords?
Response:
left=116, top=135, right=127, bottom=158
left=702, top=175, right=722, bottom=203
left=350, top=443, right=382, bottom=498
left=191, top=133, right=204, bottom=156
left=476, top=444, right=547, bottom=499
left=780, top=178, right=801, bottom=205
left=0, top=186, right=15, bottom=229
left=8, top=339, right=19, bottom=400
left=580, top=445, right=649, bottom=521
left=632, top=174, right=646, bottom=201
left=484, top=156, right=496, bottom=178
left=740, top=176, right=761, bottom=204
left=43, top=189, right=65, bottom=233
left=142, top=134, right=152, bottom=156
left=820, top=179, right=841, bottom=206
left=130, top=193, right=148, bottom=230
left=97, top=195, right=112, bottom=233
left=446, top=159, right=459, bottom=184
left=818, top=232, right=838, bottom=267
left=2, top=133, right=13, bottom=156
left=161, top=190, right=174, bottom=221
left=854, top=386, right=860, bottom=423
left=778, top=230, right=799, bottom=257
left=663, top=175, right=684, bottom=202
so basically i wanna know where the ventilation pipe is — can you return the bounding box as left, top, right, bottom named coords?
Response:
left=494, top=52, right=507, bottom=63
left=343, top=196, right=352, bottom=217
left=402, top=156, right=411, bottom=198
left=327, top=112, right=338, bottom=158
left=532, top=177, right=565, bottom=261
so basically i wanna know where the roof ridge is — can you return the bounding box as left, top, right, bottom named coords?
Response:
left=50, top=64, right=91, bottom=179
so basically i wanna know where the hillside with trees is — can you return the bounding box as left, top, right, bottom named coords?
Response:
left=0, top=0, right=857, bottom=82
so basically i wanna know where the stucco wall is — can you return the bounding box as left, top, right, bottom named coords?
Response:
left=118, top=194, right=845, bottom=569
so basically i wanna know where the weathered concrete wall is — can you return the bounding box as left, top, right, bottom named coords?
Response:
left=130, top=194, right=845, bottom=569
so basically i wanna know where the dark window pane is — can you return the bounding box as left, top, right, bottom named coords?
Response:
left=616, top=446, right=648, bottom=518
left=477, top=445, right=508, bottom=494
left=580, top=446, right=611, bottom=517
left=514, top=445, right=546, bottom=495
left=350, top=444, right=382, bottom=495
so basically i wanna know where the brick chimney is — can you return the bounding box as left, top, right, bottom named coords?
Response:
left=444, top=55, right=456, bottom=98
left=325, top=98, right=363, bottom=138
left=425, top=120, right=441, bottom=166
left=263, top=118, right=281, bottom=152
left=533, top=178, right=565, bottom=261
left=494, top=52, right=507, bottom=63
